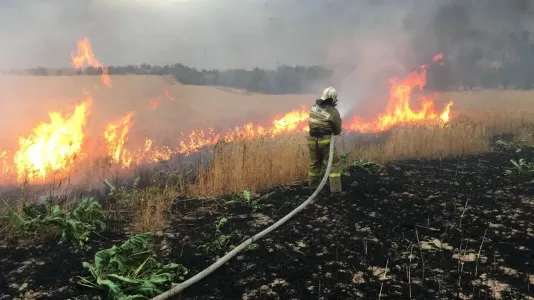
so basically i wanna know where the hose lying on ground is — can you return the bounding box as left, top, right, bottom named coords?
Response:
left=152, top=134, right=335, bottom=300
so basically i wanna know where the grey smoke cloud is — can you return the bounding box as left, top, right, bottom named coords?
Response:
left=0, top=0, right=533, bottom=79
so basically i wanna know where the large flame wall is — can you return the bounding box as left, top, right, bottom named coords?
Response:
left=0, top=38, right=453, bottom=185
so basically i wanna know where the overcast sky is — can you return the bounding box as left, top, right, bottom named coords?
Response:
left=0, top=0, right=533, bottom=71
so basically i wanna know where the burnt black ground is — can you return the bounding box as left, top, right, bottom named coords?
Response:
left=1, top=144, right=533, bottom=299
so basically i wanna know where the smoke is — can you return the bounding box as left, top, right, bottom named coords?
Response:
left=1, top=0, right=534, bottom=111
left=320, top=0, right=534, bottom=118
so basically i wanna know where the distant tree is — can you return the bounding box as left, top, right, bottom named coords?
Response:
left=246, top=68, right=269, bottom=93
left=85, top=66, right=98, bottom=75
left=28, top=67, right=49, bottom=76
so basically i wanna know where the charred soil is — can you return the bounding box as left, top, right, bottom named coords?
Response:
left=1, top=144, right=533, bottom=299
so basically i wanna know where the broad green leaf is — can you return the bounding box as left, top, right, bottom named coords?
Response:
left=96, top=277, right=124, bottom=298
left=121, top=232, right=152, bottom=250
left=8, top=212, right=26, bottom=231
left=108, top=273, right=140, bottom=284
left=146, top=274, right=173, bottom=284
left=120, top=295, right=149, bottom=300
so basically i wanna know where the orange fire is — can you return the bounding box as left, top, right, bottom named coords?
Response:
left=162, top=56, right=453, bottom=157
left=13, top=95, right=92, bottom=182
left=432, top=53, right=445, bottom=66
left=164, top=88, right=175, bottom=102
left=433, top=53, right=443, bottom=62
left=148, top=88, right=175, bottom=110
left=143, top=139, right=173, bottom=162
left=173, top=106, right=309, bottom=154
left=440, top=101, right=453, bottom=124
left=0, top=47, right=454, bottom=183
left=104, top=112, right=136, bottom=168
left=148, top=98, right=162, bottom=110
left=345, top=63, right=452, bottom=132
left=0, top=151, right=11, bottom=179
left=101, top=56, right=453, bottom=165
left=71, top=37, right=112, bottom=87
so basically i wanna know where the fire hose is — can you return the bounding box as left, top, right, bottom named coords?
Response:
left=152, top=133, right=335, bottom=300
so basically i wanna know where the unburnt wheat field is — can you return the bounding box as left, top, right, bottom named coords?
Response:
left=1, top=48, right=534, bottom=299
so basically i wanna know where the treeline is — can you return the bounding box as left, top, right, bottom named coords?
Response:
left=10, top=30, right=534, bottom=93
left=15, top=58, right=534, bottom=94
left=14, top=64, right=333, bottom=94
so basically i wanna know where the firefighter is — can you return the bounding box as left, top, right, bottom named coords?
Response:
left=307, top=86, right=342, bottom=196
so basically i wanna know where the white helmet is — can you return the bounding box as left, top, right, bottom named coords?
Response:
left=320, top=87, right=338, bottom=103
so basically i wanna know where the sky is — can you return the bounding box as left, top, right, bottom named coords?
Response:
left=0, top=0, right=533, bottom=72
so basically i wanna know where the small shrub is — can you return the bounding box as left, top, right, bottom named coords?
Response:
left=350, top=158, right=382, bottom=174
left=103, top=178, right=131, bottom=205
left=78, top=232, right=188, bottom=300
left=8, top=196, right=105, bottom=246
left=508, top=158, right=534, bottom=176
left=198, top=217, right=232, bottom=260
left=225, top=190, right=273, bottom=212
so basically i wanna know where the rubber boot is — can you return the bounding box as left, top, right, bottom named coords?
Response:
left=329, top=176, right=342, bottom=197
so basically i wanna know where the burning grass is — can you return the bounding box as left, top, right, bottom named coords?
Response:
left=0, top=47, right=453, bottom=187
left=1, top=106, right=533, bottom=237
left=189, top=119, right=491, bottom=197
left=188, top=104, right=532, bottom=198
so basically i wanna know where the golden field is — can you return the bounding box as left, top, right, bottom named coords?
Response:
left=1, top=75, right=533, bottom=234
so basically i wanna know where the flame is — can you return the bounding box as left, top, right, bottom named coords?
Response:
left=177, top=128, right=220, bottom=154
left=432, top=53, right=444, bottom=62
left=164, top=88, right=175, bottom=101
left=71, top=37, right=112, bottom=87
left=104, top=112, right=135, bottom=168
left=0, top=51, right=456, bottom=182
left=271, top=106, right=309, bottom=135
left=125, top=59, right=453, bottom=161
left=143, top=138, right=173, bottom=162
left=432, top=53, right=444, bottom=66
left=148, top=98, right=162, bottom=110
left=345, top=64, right=452, bottom=132
left=13, top=95, right=92, bottom=182
left=173, top=106, right=309, bottom=154
left=0, top=151, right=11, bottom=180
left=148, top=88, right=175, bottom=110
left=169, top=55, right=453, bottom=156
left=440, top=101, right=453, bottom=124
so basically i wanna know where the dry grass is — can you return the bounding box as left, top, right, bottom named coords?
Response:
left=190, top=134, right=308, bottom=197
left=349, top=124, right=488, bottom=164
left=441, top=90, right=534, bottom=135
left=129, top=186, right=181, bottom=233
left=187, top=103, right=534, bottom=197
left=189, top=119, right=492, bottom=197
left=2, top=86, right=534, bottom=235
